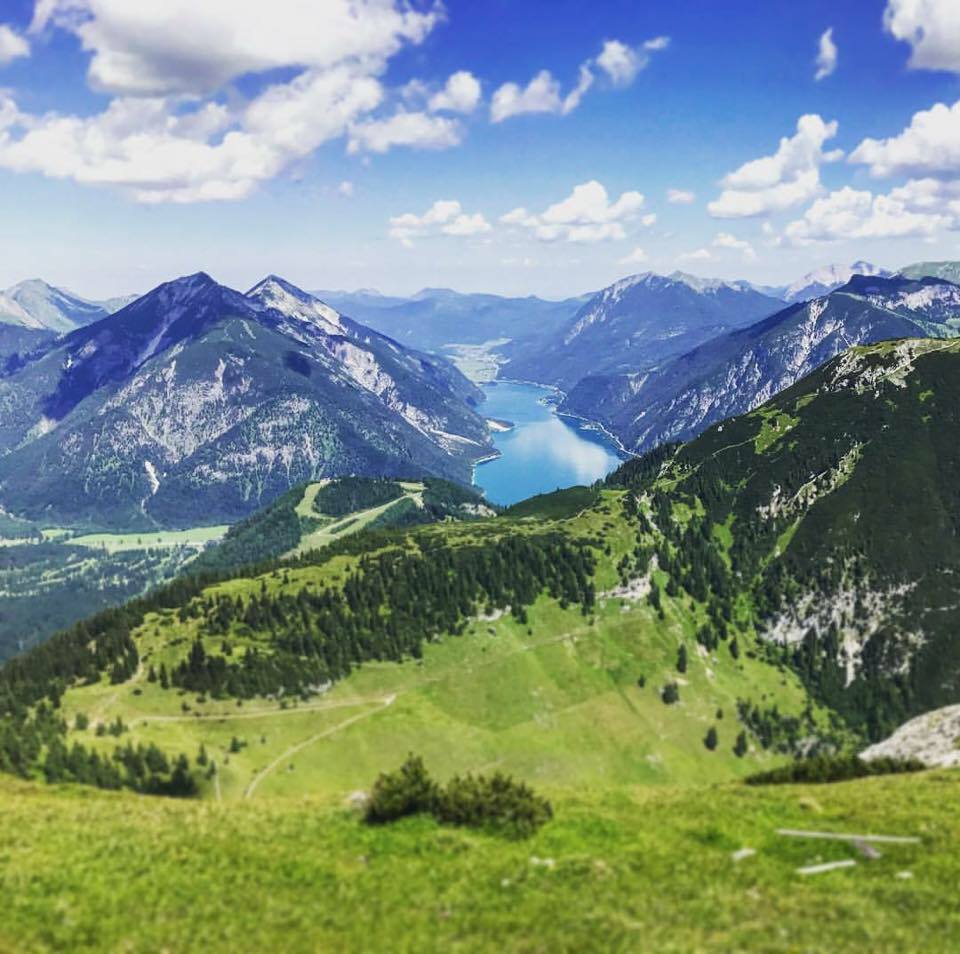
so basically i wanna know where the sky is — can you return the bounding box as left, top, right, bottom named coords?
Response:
left=0, top=0, right=959, bottom=300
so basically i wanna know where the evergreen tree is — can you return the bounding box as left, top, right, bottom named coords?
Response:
left=677, top=644, right=688, bottom=673
left=704, top=726, right=718, bottom=751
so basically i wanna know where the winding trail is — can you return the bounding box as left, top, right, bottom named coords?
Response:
left=243, top=695, right=396, bottom=799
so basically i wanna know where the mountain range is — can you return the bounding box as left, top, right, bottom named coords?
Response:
left=502, top=271, right=785, bottom=390
left=0, top=273, right=492, bottom=529
left=561, top=273, right=960, bottom=452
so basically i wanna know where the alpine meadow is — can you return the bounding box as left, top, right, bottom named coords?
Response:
left=2, top=2, right=960, bottom=952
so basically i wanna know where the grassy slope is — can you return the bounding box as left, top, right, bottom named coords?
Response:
left=1, top=770, right=957, bottom=953
left=57, top=491, right=819, bottom=801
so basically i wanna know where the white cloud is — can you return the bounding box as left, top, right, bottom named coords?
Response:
left=490, top=35, right=667, bottom=122
left=347, top=110, right=461, bottom=154
left=678, top=248, right=712, bottom=262
left=708, top=114, right=842, bottom=218
left=595, top=36, right=669, bottom=86
left=783, top=185, right=951, bottom=245
left=0, top=2, right=464, bottom=202
left=428, top=71, right=481, bottom=114
left=712, top=231, right=757, bottom=261
left=850, top=99, right=960, bottom=178
left=641, top=212, right=657, bottom=227
left=501, top=180, right=647, bottom=243
left=618, top=247, right=648, bottom=267
left=389, top=199, right=491, bottom=246
left=667, top=188, right=695, bottom=204
left=337, top=180, right=354, bottom=197
left=0, top=25, right=29, bottom=65
left=490, top=70, right=564, bottom=122
left=884, top=0, right=960, bottom=73
left=815, top=27, right=837, bottom=81
left=30, top=0, right=440, bottom=96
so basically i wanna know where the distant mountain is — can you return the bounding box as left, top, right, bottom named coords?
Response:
left=899, top=260, right=960, bottom=284
left=0, top=273, right=492, bottom=529
left=502, top=271, right=784, bottom=391
left=314, top=286, right=586, bottom=352
left=0, top=279, right=110, bottom=333
left=780, top=261, right=891, bottom=303
left=562, top=273, right=960, bottom=453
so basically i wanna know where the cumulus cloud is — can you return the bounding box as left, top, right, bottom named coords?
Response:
left=782, top=185, right=951, bottom=245
left=389, top=199, right=491, bottom=247
left=29, top=0, right=440, bottom=96
left=814, top=27, right=837, bottom=81
left=500, top=180, right=647, bottom=243
left=884, top=0, right=960, bottom=73
left=337, top=180, right=354, bottom=197
left=490, top=35, right=667, bottom=122
left=0, top=24, right=29, bottom=65
left=428, top=70, right=481, bottom=113
left=707, top=114, right=842, bottom=218
left=347, top=110, right=461, bottom=154
left=618, top=246, right=648, bottom=267
left=667, top=188, right=695, bottom=204
left=850, top=99, right=960, bottom=178
left=712, top=232, right=757, bottom=260
left=0, top=0, right=455, bottom=202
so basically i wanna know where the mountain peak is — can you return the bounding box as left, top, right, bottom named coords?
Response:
left=246, top=274, right=344, bottom=334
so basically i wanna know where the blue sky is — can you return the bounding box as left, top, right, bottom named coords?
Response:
left=0, top=0, right=959, bottom=299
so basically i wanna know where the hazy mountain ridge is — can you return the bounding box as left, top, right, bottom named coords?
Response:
left=0, top=273, right=492, bottom=529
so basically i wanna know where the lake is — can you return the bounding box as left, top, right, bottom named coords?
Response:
left=475, top=381, right=627, bottom=505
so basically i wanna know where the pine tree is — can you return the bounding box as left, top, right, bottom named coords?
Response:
left=704, top=726, right=718, bottom=751
left=677, top=644, right=688, bottom=673
left=734, top=731, right=748, bottom=758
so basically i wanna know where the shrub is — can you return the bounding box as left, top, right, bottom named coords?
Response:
left=745, top=754, right=925, bottom=786
left=364, top=755, right=552, bottom=837
left=435, top=772, right=553, bottom=838
left=661, top=682, right=680, bottom=705
left=364, top=755, right=438, bottom=825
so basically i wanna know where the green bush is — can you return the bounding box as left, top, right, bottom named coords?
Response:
left=364, top=755, right=438, bottom=825
left=745, top=754, right=925, bottom=786
left=435, top=772, right=553, bottom=838
left=364, top=756, right=552, bottom=838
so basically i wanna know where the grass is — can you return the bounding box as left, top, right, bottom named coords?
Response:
left=1, top=769, right=957, bottom=952
left=63, top=526, right=230, bottom=553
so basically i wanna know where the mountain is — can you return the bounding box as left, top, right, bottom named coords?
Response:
left=608, top=336, right=960, bottom=737
left=562, top=273, right=960, bottom=454
left=779, top=261, right=891, bottom=303
left=314, top=286, right=586, bottom=352
left=502, top=271, right=784, bottom=391
left=899, top=260, right=960, bottom=284
left=0, top=273, right=493, bottom=529
left=0, top=279, right=111, bottom=333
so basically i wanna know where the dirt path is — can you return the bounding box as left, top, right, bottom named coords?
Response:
left=243, top=695, right=396, bottom=799
left=136, top=695, right=382, bottom=725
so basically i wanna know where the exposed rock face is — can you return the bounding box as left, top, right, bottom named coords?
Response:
left=861, top=705, right=960, bottom=768
left=0, top=273, right=492, bottom=528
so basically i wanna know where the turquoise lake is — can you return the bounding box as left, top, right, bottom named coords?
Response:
left=475, top=381, right=627, bottom=505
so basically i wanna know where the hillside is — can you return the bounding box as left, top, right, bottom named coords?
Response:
left=0, top=274, right=492, bottom=529
left=503, top=271, right=783, bottom=391
left=0, top=477, right=491, bottom=663
left=0, top=279, right=114, bottom=333
left=1, top=769, right=956, bottom=953
left=606, top=337, right=960, bottom=737
left=563, top=274, right=960, bottom=453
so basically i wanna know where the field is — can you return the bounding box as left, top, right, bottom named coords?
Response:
left=67, top=525, right=229, bottom=553
left=1, top=769, right=957, bottom=953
